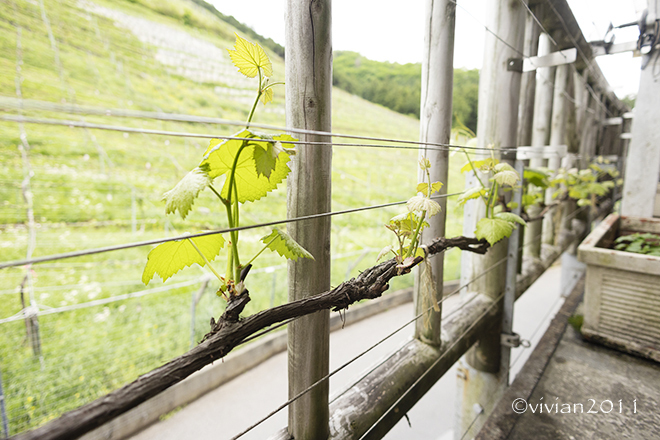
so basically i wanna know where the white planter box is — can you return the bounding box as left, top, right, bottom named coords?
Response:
left=577, top=213, right=660, bottom=362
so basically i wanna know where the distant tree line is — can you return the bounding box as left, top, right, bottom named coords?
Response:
left=332, top=51, right=479, bottom=132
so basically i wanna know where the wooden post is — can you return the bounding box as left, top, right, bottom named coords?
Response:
left=622, top=48, right=660, bottom=217
left=578, top=88, right=597, bottom=170
left=456, top=0, right=525, bottom=437
left=517, top=8, right=540, bottom=147
left=285, top=1, right=332, bottom=438
left=543, top=64, right=568, bottom=245
left=413, top=0, right=456, bottom=346
left=524, top=33, right=554, bottom=258
left=515, top=13, right=540, bottom=275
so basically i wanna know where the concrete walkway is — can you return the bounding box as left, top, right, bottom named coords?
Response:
left=478, top=277, right=660, bottom=440
left=130, top=264, right=566, bottom=440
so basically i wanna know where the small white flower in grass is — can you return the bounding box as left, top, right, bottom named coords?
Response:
left=407, top=195, right=442, bottom=218
left=162, top=167, right=211, bottom=219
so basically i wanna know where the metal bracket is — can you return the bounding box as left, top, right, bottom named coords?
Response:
left=591, top=40, right=639, bottom=57
left=522, top=48, right=577, bottom=72
left=507, top=57, right=523, bottom=72
left=501, top=332, right=531, bottom=348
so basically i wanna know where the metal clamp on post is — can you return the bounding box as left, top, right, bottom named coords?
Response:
left=507, top=57, right=523, bottom=72
left=501, top=332, right=531, bottom=348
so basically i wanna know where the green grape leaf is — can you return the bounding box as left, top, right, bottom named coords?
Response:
left=416, top=181, right=443, bottom=196
left=495, top=212, right=527, bottom=226
left=260, top=86, right=273, bottom=105
left=475, top=217, right=514, bottom=246
left=524, top=169, right=550, bottom=188
left=387, top=212, right=429, bottom=235
left=142, top=234, right=225, bottom=285
left=260, top=228, right=314, bottom=261
left=458, top=187, right=487, bottom=205
left=253, top=142, right=278, bottom=179
left=407, top=195, right=442, bottom=217
left=492, top=169, right=520, bottom=187
left=460, top=158, right=499, bottom=174
left=162, top=167, right=211, bottom=219
left=201, top=131, right=295, bottom=203
left=586, top=182, right=608, bottom=196
left=227, top=33, right=273, bottom=78
left=493, top=163, right=515, bottom=173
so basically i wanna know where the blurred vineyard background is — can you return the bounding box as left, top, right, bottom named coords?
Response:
left=0, top=0, right=474, bottom=435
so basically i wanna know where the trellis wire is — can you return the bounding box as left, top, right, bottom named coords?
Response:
left=0, top=191, right=464, bottom=270
left=0, top=278, right=202, bottom=325
left=0, top=114, right=518, bottom=154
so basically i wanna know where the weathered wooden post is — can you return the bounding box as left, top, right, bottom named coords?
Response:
left=517, top=8, right=540, bottom=148
left=285, top=1, right=332, bottom=438
left=621, top=4, right=660, bottom=217
left=524, top=33, right=554, bottom=259
left=578, top=88, right=598, bottom=170
left=413, top=0, right=456, bottom=346
left=456, top=0, right=525, bottom=437
left=515, top=10, right=540, bottom=274
left=542, top=63, right=568, bottom=246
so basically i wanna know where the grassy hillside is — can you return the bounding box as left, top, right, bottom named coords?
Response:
left=0, top=0, right=467, bottom=435
left=333, top=51, right=480, bottom=131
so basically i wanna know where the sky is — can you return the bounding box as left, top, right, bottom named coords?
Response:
left=208, top=0, right=645, bottom=98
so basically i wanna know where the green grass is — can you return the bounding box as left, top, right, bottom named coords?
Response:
left=0, top=0, right=469, bottom=435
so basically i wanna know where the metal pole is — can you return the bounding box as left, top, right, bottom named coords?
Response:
left=413, top=0, right=456, bottom=346
left=0, top=367, right=7, bottom=439
left=285, top=0, right=332, bottom=438
left=131, top=187, right=137, bottom=235
left=501, top=160, right=524, bottom=380
left=456, top=0, right=526, bottom=437
left=189, top=278, right=210, bottom=349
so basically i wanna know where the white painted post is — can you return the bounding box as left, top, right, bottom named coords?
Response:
left=285, top=1, right=332, bottom=438
left=456, top=0, right=526, bottom=437
left=413, top=0, right=456, bottom=346
left=621, top=45, right=660, bottom=217
left=543, top=64, right=568, bottom=245
left=524, top=33, right=555, bottom=258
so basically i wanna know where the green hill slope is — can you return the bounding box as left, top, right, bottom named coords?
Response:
left=333, top=51, right=480, bottom=131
